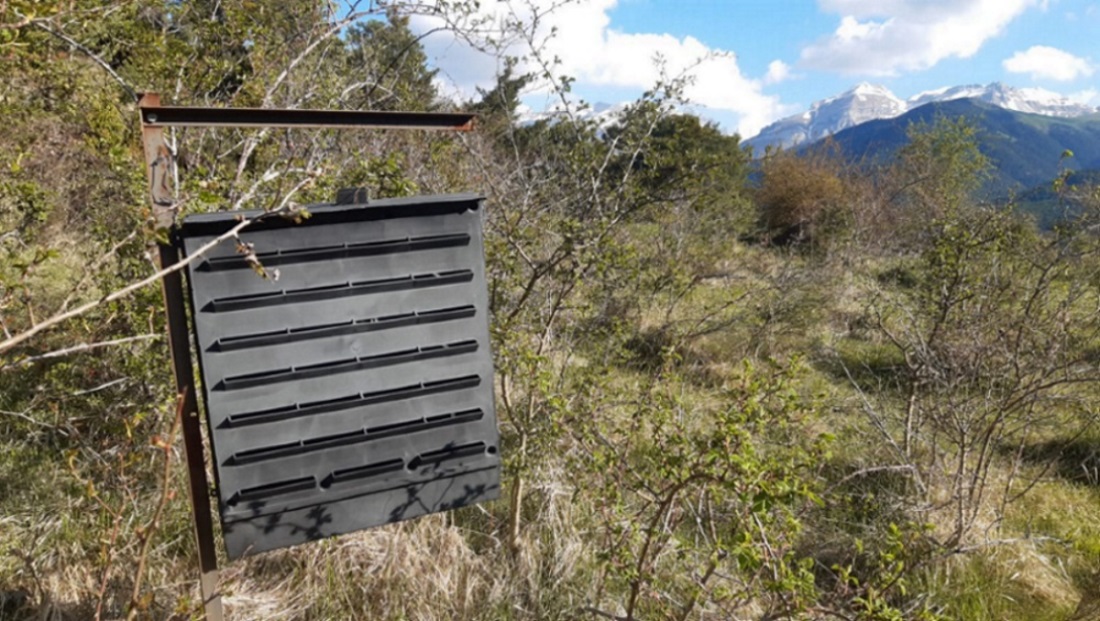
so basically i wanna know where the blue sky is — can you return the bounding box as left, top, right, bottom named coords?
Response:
left=410, top=0, right=1100, bottom=137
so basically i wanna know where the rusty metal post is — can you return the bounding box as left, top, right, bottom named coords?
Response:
left=139, top=93, right=224, bottom=621
left=140, top=93, right=179, bottom=231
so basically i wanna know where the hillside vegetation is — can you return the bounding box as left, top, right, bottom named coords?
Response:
left=1, top=3, right=1099, bottom=620
left=819, top=98, right=1100, bottom=220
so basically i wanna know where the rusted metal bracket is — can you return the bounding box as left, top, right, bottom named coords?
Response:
left=139, top=94, right=177, bottom=230
left=140, top=105, right=476, bottom=131
left=138, top=94, right=475, bottom=229
left=137, top=93, right=476, bottom=621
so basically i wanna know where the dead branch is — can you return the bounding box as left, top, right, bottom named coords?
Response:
left=0, top=207, right=291, bottom=357
left=126, top=392, right=184, bottom=620
left=30, top=17, right=138, bottom=101
left=1, top=334, right=160, bottom=371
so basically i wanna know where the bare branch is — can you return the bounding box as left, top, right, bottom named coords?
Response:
left=58, top=230, right=140, bottom=314
left=74, top=377, right=130, bottom=396
left=0, top=207, right=297, bottom=357
left=1, top=334, right=161, bottom=371
left=126, top=392, right=184, bottom=620
left=0, top=408, right=63, bottom=432
left=30, top=18, right=138, bottom=102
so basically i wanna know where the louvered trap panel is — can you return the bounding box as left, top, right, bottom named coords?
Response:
left=176, top=193, right=500, bottom=560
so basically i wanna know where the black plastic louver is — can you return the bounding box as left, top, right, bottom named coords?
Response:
left=176, top=193, right=500, bottom=559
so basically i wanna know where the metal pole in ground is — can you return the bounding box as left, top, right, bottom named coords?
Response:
left=139, top=92, right=225, bottom=621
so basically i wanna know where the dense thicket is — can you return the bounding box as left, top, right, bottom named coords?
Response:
left=1, top=3, right=1098, bottom=620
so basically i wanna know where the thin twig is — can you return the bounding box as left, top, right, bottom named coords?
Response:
left=0, top=408, right=62, bottom=432
left=824, top=465, right=920, bottom=496
left=2, top=334, right=160, bottom=371
left=58, top=231, right=140, bottom=313
left=126, top=393, right=184, bottom=620
left=578, top=606, right=629, bottom=621
left=93, top=514, right=124, bottom=621
left=30, top=18, right=138, bottom=101
left=0, top=208, right=288, bottom=357
left=74, top=377, right=130, bottom=396
left=952, top=535, right=1067, bottom=554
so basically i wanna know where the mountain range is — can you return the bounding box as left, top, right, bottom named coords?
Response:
left=518, top=82, right=1100, bottom=222
left=818, top=98, right=1100, bottom=229
left=745, top=82, right=1098, bottom=153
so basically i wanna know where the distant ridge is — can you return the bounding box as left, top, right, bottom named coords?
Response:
left=819, top=98, right=1100, bottom=213
left=907, top=83, right=1096, bottom=118
left=746, top=82, right=1098, bottom=152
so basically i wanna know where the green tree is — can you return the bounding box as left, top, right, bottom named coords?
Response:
left=344, top=8, right=439, bottom=111
left=469, top=58, right=532, bottom=138
left=889, top=116, right=991, bottom=222
left=574, top=359, right=830, bottom=620
left=611, top=113, right=751, bottom=215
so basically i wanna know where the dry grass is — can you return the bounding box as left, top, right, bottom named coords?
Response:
left=210, top=459, right=597, bottom=620
left=919, top=543, right=1081, bottom=620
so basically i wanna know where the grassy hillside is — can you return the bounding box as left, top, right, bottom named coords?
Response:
left=1, top=4, right=1099, bottom=621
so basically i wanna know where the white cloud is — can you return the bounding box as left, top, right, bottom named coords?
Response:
left=409, top=0, right=789, bottom=137
left=801, top=0, right=1043, bottom=76
left=1069, top=88, right=1100, bottom=106
left=764, top=60, right=792, bottom=84
left=1003, top=45, right=1094, bottom=81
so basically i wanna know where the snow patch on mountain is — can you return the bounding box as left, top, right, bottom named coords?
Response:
left=746, top=82, right=1100, bottom=152
left=747, top=83, right=906, bottom=152
left=908, top=83, right=1095, bottom=117
left=517, top=101, right=633, bottom=132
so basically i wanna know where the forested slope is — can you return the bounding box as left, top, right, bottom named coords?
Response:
left=818, top=97, right=1100, bottom=204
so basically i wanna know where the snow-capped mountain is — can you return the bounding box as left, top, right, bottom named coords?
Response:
left=908, top=83, right=1095, bottom=118
left=747, top=82, right=1099, bottom=152
left=517, top=101, right=631, bottom=131
left=748, top=83, right=906, bottom=152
